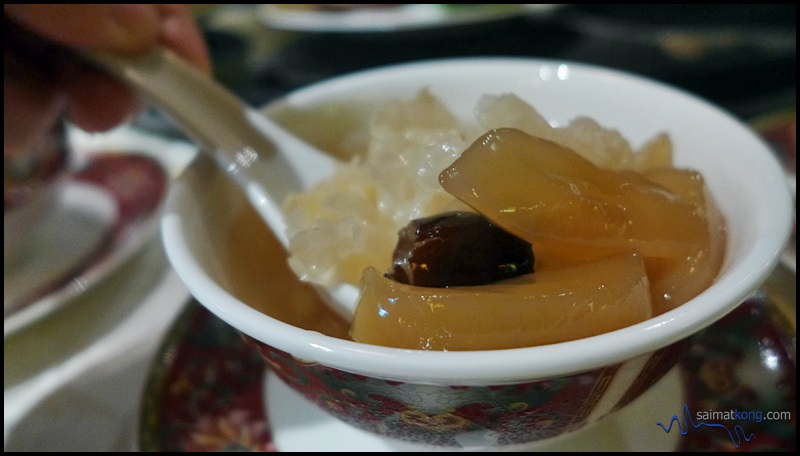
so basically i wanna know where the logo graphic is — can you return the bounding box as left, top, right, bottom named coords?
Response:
left=657, top=404, right=756, bottom=449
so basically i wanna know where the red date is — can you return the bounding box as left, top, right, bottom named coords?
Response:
left=387, top=211, right=534, bottom=287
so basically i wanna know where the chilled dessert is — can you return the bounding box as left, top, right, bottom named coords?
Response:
left=283, top=90, right=726, bottom=351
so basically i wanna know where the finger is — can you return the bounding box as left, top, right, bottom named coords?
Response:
left=3, top=4, right=161, bottom=52
left=4, top=4, right=212, bottom=133
left=65, top=70, right=140, bottom=132
left=4, top=77, right=66, bottom=157
left=155, top=4, right=212, bottom=75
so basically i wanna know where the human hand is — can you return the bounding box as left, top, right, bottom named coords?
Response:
left=4, top=4, right=211, bottom=149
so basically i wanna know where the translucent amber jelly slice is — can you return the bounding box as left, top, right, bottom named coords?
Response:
left=642, top=168, right=725, bottom=315
left=439, top=128, right=709, bottom=259
left=351, top=251, right=651, bottom=351
left=438, top=128, right=725, bottom=316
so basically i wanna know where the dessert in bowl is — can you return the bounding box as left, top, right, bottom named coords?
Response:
left=161, top=58, right=792, bottom=448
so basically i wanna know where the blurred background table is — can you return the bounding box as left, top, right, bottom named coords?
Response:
left=207, top=4, right=795, bottom=118
left=4, top=4, right=795, bottom=452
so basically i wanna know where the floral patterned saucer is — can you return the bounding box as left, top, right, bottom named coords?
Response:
left=4, top=153, right=168, bottom=336
left=138, top=263, right=795, bottom=452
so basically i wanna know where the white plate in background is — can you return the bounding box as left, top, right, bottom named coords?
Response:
left=3, top=127, right=196, bottom=337
left=257, top=4, right=552, bottom=34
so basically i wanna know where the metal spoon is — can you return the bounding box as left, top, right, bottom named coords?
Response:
left=83, top=47, right=360, bottom=320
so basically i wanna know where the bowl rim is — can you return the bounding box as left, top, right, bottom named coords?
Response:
left=161, top=56, right=793, bottom=384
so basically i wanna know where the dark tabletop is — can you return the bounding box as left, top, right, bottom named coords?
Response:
left=219, top=4, right=795, bottom=122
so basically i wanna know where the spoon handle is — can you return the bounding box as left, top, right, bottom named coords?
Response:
left=83, top=47, right=337, bottom=248
left=85, top=47, right=360, bottom=319
left=6, top=17, right=357, bottom=319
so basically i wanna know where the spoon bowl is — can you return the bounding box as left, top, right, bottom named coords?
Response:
left=84, top=48, right=360, bottom=319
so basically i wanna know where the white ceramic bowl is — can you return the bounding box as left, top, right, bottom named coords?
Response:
left=161, top=58, right=793, bottom=448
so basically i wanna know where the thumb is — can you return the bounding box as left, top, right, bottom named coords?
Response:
left=4, top=4, right=161, bottom=53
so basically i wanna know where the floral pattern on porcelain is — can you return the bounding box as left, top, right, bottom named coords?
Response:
left=139, top=307, right=277, bottom=452
left=141, top=289, right=797, bottom=451
left=676, top=296, right=796, bottom=452
left=246, top=336, right=689, bottom=447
